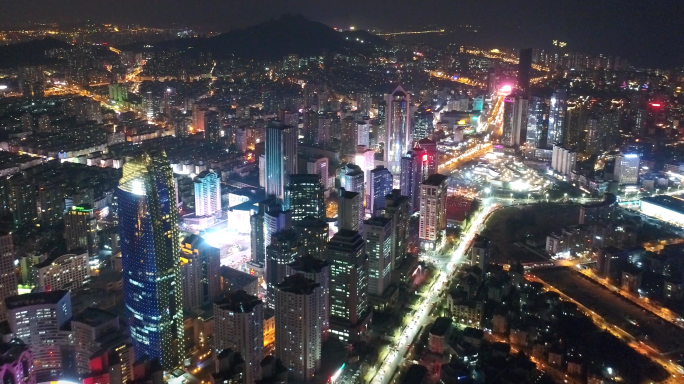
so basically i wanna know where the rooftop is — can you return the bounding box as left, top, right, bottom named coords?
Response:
left=288, top=254, right=328, bottom=274
left=430, top=317, right=452, bottom=337
left=422, top=173, right=448, bottom=187
left=72, top=307, right=118, bottom=327
left=641, top=195, right=684, bottom=215
left=6, top=290, right=70, bottom=310
left=214, top=290, right=262, bottom=313
left=276, top=274, right=319, bottom=295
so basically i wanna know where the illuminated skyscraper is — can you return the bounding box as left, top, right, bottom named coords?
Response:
left=294, top=217, right=329, bottom=260
left=363, top=217, right=392, bottom=299
left=6, top=290, right=72, bottom=382
left=501, top=95, right=516, bottom=147
left=180, top=235, right=221, bottom=311
left=116, top=152, right=183, bottom=370
left=338, top=190, right=363, bottom=233
left=326, top=229, right=370, bottom=341
left=383, top=191, right=410, bottom=268
left=548, top=89, right=567, bottom=147
left=369, top=166, right=393, bottom=216
left=306, top=157, right=329, bottom=189
left=400, top=148, right=425, bottom=210
left=385, top=85, right=411, bottom=177
left=194, top=171, right=221, bottom=217
left=414, top=139, right=438, bottom=178
left=286, top=255, right=330, bottom=341
left=265, top=121, right=298, bottom=203
left=274, top=274, right=321, bottom=382
left=419, top=174, right=448, bottom=250
left=412, top=109, right=433, bottom=142
left=614, top=152, right=640, bottom=185
left=64, top=205, right=98, bottom=256
left=526, top=96, right=546, bottom=148
left=286, top=174, right=325, bottom=223
left=266, top=229, right=300, bottom=308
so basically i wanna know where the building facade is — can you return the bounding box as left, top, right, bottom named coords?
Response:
left=116, top=152, right=183, bottom=369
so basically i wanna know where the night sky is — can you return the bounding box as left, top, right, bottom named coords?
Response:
left=1, top=0, right=682, bottom=68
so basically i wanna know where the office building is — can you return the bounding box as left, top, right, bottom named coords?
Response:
left=383, top=191, right=410, bottom=269
left=6, top=291, right=73, bottom=382
left=338, top=191, right=363, bottom=233
left=274, top=274, right=321, bottom=382
left=614, top=152, right=640, bottom=185
left=116, top=152, right=183, bottom=369
left=71, top=308, right=133, bottom=379
left=413, top=109, right=433, bottom=142
left=65, top=205, right=98, bottom=257
left=326, top=230, right=370, bottom=341
left=34, top=252, right=89, bottom=291
left=517, top=48, right=532, bottom=97
left=265, top=121, right=298, bottom=203
left=266, top=229, right=300, bottom=308
left=386, top=85, right=411, bottom=176
left=293, top=218, right=329, bottom=261
left=369, top=166, right=393, bottom=216
left=400, top=149, right=425, bottom=210
left=0, top=233, right=17, bottom=322
left=264, top=203, right=292, bottom=253
left=414, top=139, right=438, bottom=178
left=306, top=157, right=329, bottom=189
left=340, top=164, right=365, bottom=201
left=526, top=96, right=546, bottom=148
left=180, top=235, right=221, bottom=311
left=286, top=255, right=330, bottom=341
left=419, top=174, right=448, bottom=250
left=364, top=217, right=393, bottom=298
left=194, top=171, right=221, bottom=217
left=548, top=89, right=567, bottom=147
left=286, top=174, right=325, bottom=223
left=213, top=291, right=263, bottom=384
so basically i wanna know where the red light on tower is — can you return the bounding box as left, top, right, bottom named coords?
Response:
left=422, top=154, right=428, bottom=162
left=651, top=103, right=661, bottom=107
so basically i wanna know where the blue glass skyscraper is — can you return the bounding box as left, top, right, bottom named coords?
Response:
left=117, top=151, right=183, bottom=370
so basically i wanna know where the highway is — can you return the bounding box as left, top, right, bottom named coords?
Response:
left=369, top=203, right=502, bottom=384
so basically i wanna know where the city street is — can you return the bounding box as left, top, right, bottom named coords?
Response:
left=369, top=203, right=501, bottom=384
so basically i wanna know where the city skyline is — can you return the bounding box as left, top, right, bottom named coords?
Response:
left=0, top=2, right=682, bottom=68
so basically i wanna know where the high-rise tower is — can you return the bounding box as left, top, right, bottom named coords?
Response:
left=385, top=85, right=411, bottom=177
left=194, top=171, right=221, bottom=217
left=116, top=152, right=183, bottom=369
left=265, top=120, right=298, bottom=204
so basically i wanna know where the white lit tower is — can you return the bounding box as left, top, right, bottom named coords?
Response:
left=385, top=85, right=411, bottom=179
